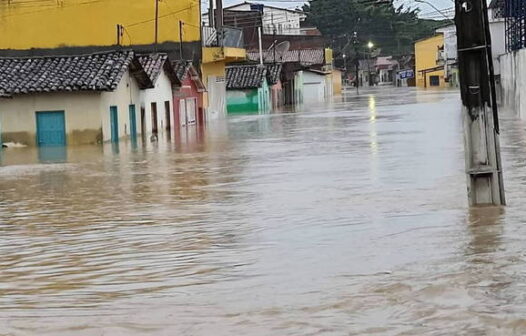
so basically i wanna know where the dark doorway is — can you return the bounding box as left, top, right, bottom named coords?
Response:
left=151, top=102, right=158, bottom=134
left=140, top=106, right=146, bottom=136
left=430, top=75, right=440, bottom=87
left=164, top=101, right=171, bottom=131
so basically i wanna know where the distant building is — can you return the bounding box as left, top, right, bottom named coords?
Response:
left=303, top=69, right=332, bottom=104
left=332, top=69, right=343, bottom=95
left=204, top=1, right=307, bottom=36
left=204, top=1, right=333, bottom=107
left=172, top=61, right=206, bottom=129
left=137, top=54, right=181, bottom=138
left=435, top=26, right=459, bottom=88
left=414, top=34, right=446, bottom=88
left=358, top=59, right=376, bottom=87
left=0, top=51, right=152, bottom=146
left=376, top=56, right=399, bottom=86
left=0, top=0, right=201, bottom=60
left=225, top=64, right=282, bottom=113
left=396, top=55, right=415, bottom=87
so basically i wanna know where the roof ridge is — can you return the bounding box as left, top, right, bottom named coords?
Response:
left=0, top=49, right=133, bottom=61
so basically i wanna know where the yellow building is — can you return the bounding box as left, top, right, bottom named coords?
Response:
left=200, top=27, right=246, bottom=118
left=0, top=0, right=250, bottom=119
left=0, top=0, right=201, bottom=52
left=414, top=33, right=446, bottom=88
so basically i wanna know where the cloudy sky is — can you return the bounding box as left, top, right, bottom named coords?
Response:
left=202, top=0, right=455, bottom=20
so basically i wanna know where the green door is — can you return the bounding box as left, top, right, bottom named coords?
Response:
left=129, top=104, right=137, bottom=140
left=36, top=111, right=66, bottom=146
left=110, top=106, right=119, bottom=143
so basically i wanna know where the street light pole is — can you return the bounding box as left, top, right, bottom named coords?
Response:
left=352, top=31, right=359, bottom=95
left=367, top=41, right=374, bottom=86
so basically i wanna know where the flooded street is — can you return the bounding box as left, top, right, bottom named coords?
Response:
left=3, top=87, right=526, bottom=335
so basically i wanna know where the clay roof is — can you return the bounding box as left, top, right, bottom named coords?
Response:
left=266, top=63, right=282, bottom=85
left=226, top=64, right=267, bottom=89
left=247, top=49, right=325, bottom=65
left=172, top=60, right=192, bottom=82
left=138, top=53, right=180, bottom=86
left=172, top=60, right=207, bottom=92
left=0, top=50, right=153, bottom=98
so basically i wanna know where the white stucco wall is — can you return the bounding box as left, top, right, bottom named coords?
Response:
left=206, top=75, right=227, bottom=121
left=436, top=25, right=457, bottom=60
left=140, top=71, right=174, bottom=136
left=100, top=71, right=142, bottom=143
left=500, top=50, right=526, bottom=119
left=0, top=70, right=143, bottom=146
left=0, top=91, right=102, bottom=145
left=303, top=71, right=326, bottom=104
left=490, top=19, right=506, bottom=75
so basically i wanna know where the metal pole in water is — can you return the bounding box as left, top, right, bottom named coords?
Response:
left=353, top=32, right=359, bottom=95
left=455, top=0, right=506, bottom=206
left=258, top=27, right=264, bottom=66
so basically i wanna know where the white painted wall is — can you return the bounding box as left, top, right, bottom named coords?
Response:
left=324, top=74, right=333, bottom=98
left=100, top=70, right=142, bottom=143
left=207, top=75, right=227, bottom=121
left=500, top=50, right=526, bottom=119
left=204, top=4, right=306, bottom=35
left=303, top=71, right=326, bottom=104
left=0, top=91, right=102, bottom=145
left=0, top=70, right=144, bottom=146
left=490, top=19, right=506, bottom=75
left=436, top=26, right=457, bottom=60
left=140, top=70, right=174, bottom=136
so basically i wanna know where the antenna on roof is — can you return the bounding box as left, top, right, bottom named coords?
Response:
left=269, top=41, right=290, bottom=63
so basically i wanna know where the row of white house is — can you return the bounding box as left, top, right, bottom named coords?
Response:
left=0, top=50, right=205, bottom=147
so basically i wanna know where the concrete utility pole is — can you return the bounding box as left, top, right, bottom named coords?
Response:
left=352, top=32, right=359, bottom=95
left=179, top=20, right=184, bottom=60
left=154, top=0, right=159, bottom=46
left=455, top=0, right=506, bottom=205
left=215, top=0, right=224, bottom=46
left=208, top=0, right=215, bottom=28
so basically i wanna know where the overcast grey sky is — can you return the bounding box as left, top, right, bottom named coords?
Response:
left=203, top=0, right=455, bottom=20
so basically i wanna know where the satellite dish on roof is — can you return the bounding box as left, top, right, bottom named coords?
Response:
left=268, top=41, right=290, bottom=62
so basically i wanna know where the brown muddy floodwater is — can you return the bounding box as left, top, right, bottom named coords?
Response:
left=2, top=87, right=526, bottom=335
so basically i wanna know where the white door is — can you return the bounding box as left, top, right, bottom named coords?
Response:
left=185, top=98, right=197, bottom=125
left=179, top=99, right=187, bottom=127
left=207, top=76, right=226, bottom=121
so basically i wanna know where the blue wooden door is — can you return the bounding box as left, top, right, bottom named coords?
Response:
left=129, top=105, right=137, bottom=140
left=110, top=106, right=119, bottom=143
left=36, top=111, right=66, bottom=146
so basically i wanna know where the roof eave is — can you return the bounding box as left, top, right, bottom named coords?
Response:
left=130, top=57, right=155, bottom=89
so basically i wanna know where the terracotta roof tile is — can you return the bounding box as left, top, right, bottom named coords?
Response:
left=137, top=53, right=169, bottom=84
left=266, top=63, right=282, bottom=85
left=226, top=64, right=267, bottom=89
left=0, top=51, right=141, bottom=97
left=247, top=49, right=325, bottom=65
left=172, top=61, right=192, bottom=82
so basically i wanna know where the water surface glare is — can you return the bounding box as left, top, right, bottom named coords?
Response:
left=2, top=87, right=526, bottom=335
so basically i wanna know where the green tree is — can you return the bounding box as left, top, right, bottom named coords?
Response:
left=303, top=0, right=447, bottom=58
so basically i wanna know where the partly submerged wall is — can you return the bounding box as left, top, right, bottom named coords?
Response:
left=500, top=50, right=526, bottom=118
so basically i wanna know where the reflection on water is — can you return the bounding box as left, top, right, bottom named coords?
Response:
left=38, top=146, right=68, bottom=163
left=2, top=87, right=526, bottom=335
